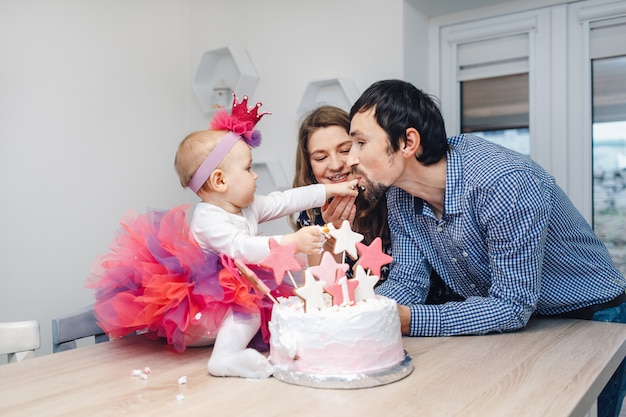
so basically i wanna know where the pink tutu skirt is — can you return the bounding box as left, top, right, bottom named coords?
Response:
left=87, top=205, right=290, bottom=352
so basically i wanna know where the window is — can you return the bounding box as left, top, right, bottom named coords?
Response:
left=434, top=0, right=626, bottom=273
left=592, top=48, right=626, bottom=275
left=461, top=73, right=530, bottom=155
left=436, top=6, right=561, bottom=178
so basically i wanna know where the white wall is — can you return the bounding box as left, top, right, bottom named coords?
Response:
left=0, top=0, right=424, bottom=356
left=0, top=0, right=191, bottom=357
left=404, top=1, right=430, bottom=88
left=187, top=0, right=407, bottom=180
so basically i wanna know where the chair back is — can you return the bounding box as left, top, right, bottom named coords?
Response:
left=52, top=305, right=108, bottom=353
left=0, top=320, right=40, bottom=363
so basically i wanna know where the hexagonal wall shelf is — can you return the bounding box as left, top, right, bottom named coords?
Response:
left=297, top=78, right=360, bottom=119
left=192, top=47, right=259, bottom=113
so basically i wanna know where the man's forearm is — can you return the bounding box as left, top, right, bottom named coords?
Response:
left=397, top=304, right=411, bottom=335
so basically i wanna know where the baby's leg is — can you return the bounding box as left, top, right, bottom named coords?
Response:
left=207, top=309, right=273, bottom=379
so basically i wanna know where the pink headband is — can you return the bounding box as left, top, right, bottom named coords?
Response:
left=188, top=131, right=241, bottom=193
left=188, top=92, right=270, bottom=193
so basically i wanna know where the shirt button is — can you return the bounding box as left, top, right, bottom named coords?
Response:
left=451, top=258, right=457, bottom=263
left=437, top=227, right=443, bottom=232
left=462, top=251, right=469, bottom=257
left=470, top=284, right=476, bottom=289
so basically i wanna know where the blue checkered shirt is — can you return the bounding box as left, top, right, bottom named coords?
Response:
left=376, top=134, right=625, bottom=336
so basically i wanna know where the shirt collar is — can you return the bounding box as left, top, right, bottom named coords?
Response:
left=443, top=134, right=466, bottom=215
left=405, top=134, right=466, bottom=218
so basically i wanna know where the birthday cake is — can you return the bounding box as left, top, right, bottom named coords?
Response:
left=269, top=294, right=405, bottom=375
left=266, top=221, right=411, bottom=387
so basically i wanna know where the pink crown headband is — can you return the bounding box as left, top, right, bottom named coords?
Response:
left=188, top=92, right=271, bottom=193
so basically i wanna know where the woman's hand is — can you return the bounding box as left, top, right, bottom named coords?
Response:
left=321, top=195, right=356, bottom=229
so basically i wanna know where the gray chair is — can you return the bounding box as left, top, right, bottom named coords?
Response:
left=0, top=320, right=41, bottom=363
left=52, top=305, right=108, bottom=353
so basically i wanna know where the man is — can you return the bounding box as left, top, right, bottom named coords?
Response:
left=347, top=79, right=625, bottom=417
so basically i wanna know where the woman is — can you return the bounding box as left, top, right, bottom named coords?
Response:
left=290, top=105, right=391, bottom=280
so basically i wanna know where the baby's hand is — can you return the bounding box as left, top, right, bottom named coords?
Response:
left=282, top=226, right=326, bottom=255
left=324, top=179, right=359, bottom=199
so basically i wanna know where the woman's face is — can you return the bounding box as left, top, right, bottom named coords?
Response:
left=307, top=125, right=353, bottom=184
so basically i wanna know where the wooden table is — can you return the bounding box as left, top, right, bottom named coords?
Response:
left=1, top=318, right=626, bottom=417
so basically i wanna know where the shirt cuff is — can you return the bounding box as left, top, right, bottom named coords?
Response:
left=410, top=304, right=442, bottom=336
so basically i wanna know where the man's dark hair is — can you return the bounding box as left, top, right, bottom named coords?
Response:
left=350, top=79, right=449, bottom=165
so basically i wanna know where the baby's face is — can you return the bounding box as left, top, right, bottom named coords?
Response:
left=221, top=140, right=258, bottom=208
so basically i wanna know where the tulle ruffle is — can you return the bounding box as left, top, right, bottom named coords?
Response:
left=87, top=204, right=288, bottom=352
left=210, top=109, right=262, bottom=146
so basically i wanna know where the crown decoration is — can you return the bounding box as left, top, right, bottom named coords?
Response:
left=188, top=91, right=270, bottom=193
left=210, top=91, right=270, bottom=147
left=231, top=92, right=271, bottom=125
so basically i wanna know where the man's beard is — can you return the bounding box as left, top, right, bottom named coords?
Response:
left=357, top=173, right=389, bottom=203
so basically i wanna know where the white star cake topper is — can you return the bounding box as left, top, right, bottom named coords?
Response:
left=328, top=220, right=364, bottom=259
left=353, top=265, right=379, bottom=301
left=294, top=269, right=326, bottom=312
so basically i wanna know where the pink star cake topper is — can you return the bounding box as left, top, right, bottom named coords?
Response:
left=324, top=276, right=359, bottom=306
left=308, top=251, right=349, bottom=286
left=294, top=269, right=326, bottom=312
left=355, top=237, right=393, bottom=277
left=259, top=238, right=301, bottom=286
left=323, top=281, right=344, bottom=306
left=328, top=220, right=364, bottom=260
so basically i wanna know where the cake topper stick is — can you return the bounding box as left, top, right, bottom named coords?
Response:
left=234, top=259, right=278, bottom=304
left=286, top=271, right=298, bottom=288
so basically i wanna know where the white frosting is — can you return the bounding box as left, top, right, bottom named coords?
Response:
left=269, top=296, right=405, bottom=375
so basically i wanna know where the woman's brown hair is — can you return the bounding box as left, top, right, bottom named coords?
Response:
left=290, top=105, right=389, bottom=248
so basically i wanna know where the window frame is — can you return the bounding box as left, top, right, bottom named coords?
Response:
left=568, top=0, right=626, bottom=221
left=430, top=2, right=570, bottom=215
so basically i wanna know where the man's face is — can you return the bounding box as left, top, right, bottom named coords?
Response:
left=348, top=108, right=399, bottom=202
